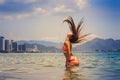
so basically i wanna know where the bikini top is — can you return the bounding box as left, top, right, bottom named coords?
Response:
left=62, top=40, right=69, bottom=51
left=62, top=40, right=73, bottom=56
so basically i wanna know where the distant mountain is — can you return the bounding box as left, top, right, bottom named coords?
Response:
left=17, top=40, right=62, bottom=53
left=73, top=38, right=120, bottom=52
left=17, top=40, right=62, bottom=48
left=24, top=43, right=61, bottom=53
left=17, top=38, right=120, bottom=53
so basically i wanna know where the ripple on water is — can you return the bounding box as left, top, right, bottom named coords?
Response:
left=44, top=65, right=56, bottom=67
left=3, top=68, right=17, bottom=72
left=0, top=53, right=120, bottom=80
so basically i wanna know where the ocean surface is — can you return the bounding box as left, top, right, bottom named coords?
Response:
left=0, top=52, right=120, bottom=80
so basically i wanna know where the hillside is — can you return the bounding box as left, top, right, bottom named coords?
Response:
left=18, top=38, right=120, bottom=53
left=73, top=38, right=120, bottom=52
left=17, top=40, right=62, bottom=48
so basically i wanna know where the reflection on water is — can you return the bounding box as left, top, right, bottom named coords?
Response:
left=0, top=52, right=120, bottom=80
left=63, top=67, right=82, bottom=80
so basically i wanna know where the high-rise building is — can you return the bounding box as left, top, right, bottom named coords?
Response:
left=22, top=44, right=26, bottom=52
left=18, top=45, right=22, bottom=52
left=10, top=40, right=13, bottom=52
left=12, top=41, right=18, bottom=52
left=5, top=39, right=10, bottom=52
left=18, top=44, right=26, bottom=52
left=0, top=36, right=5, bottom=51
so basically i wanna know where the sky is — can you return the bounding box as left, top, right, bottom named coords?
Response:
left=0, top=0, right=120, bottom=42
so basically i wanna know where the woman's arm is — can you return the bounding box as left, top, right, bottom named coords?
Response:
left=65, top=41, right=71, bottom=67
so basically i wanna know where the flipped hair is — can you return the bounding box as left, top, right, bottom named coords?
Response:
left=63, top=16, right=89, bottom=43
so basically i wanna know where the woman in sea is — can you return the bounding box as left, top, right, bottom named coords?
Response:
left=62, top=16, right=89, bottom=68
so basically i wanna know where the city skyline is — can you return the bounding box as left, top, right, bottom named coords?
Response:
left=0, top=36, right=19, bottom=52
left=0, top=35, right=39, bottom=53
left=0, top=0, right=120, bottom=42
left=0, top=35, right=59, bottom=53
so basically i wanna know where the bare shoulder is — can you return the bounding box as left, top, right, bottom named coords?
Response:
left=64, top=40, right=70, bottom=46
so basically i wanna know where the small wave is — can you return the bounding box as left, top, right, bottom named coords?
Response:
left=83, top=66, right=96, bottom=69
left=3, top=68, right=17, bottom=71
left=26, top=62, right=36, bottom=64
left=44, top=65, right=55, bottom=67
left=16, top=71, right=28, bottom=73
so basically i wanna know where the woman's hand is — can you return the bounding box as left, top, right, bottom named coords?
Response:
left=66, top=62, right=74, bottom=68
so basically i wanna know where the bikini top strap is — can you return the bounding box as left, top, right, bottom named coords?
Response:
left=65, top=40, right=71, bottom=44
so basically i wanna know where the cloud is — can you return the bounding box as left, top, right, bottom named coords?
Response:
left=0, top=7, right=48, bottom=20
left=16, top=13, right=31, bottom=19
left=0, top=14, right=13, bottom=20
left=75, top=0, right=89, bottom=10
left=0, top=14, right=32, bottom=20
left=3, top=15, right=13, bottom=20
left=34, top=7, right=48, bottom=15
left=0, top=0, right=76, bottom=20
left=16, top=7, right=49, bottom=19
left=53, top=5, right=74, bottom=13
left=0, top=3, right=74, bottom=20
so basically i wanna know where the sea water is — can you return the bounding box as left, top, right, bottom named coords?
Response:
left=0, top=52, right=120, bottom=80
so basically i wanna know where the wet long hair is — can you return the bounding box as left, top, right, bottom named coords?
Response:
left=63, top=16, right=90, bottom=43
